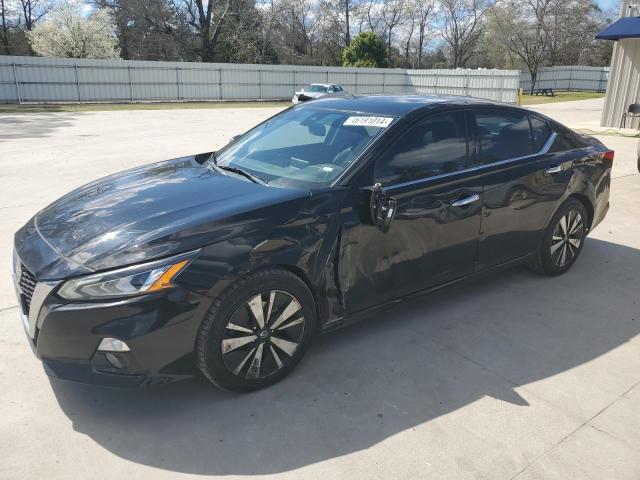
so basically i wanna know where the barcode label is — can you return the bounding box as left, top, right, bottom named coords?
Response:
left=343, top=116, right=393, bottom=128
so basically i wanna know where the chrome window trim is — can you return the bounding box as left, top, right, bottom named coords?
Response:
left=381, top=132, right=558, bottom=192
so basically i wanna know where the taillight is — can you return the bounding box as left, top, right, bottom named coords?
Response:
left=603, top=151, right=615, bottom=162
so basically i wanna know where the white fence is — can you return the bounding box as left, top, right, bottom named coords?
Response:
left=520, top=66, right=609, bottom=93
left=0, top=55, right=520, bottom=104
left=408, top=69, right=519, bottom=103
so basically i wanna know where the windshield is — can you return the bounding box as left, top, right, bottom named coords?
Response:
left=213, top=108, right=392, bottom=188
left=306, top=85, right=328, bottom=92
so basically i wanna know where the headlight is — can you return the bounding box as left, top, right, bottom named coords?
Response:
left=57, top=251, right=197, bottom=300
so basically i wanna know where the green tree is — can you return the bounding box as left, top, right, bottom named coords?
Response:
left=342, top=31, right=387, bottom=67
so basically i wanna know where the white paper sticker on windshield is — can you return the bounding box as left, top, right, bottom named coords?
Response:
left=343, top=116, right=393, bottom=128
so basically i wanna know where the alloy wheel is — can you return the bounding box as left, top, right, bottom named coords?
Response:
left=550, top=209, right=584, bottom=267
left=221, top=290, right=305, bottom=380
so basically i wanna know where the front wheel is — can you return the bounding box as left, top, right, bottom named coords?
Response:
left=196, top=268, right=316, bottom=392
left=530, top=198, right=588, bottom=276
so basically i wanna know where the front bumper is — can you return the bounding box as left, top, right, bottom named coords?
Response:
left=13, top=260, right=210, bottom=387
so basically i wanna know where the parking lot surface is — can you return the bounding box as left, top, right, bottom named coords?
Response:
left=1, top=103, right=639, bottom=480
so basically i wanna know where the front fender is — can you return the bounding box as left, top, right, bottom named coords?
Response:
left=176, top=188, right=349, bottom=326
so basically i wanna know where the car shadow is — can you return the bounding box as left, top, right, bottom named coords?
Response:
left=49, top=238, right=640, bottom=475
left=0, top=113, right=77, bottom=141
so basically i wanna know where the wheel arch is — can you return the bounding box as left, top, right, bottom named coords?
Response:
left=264, top=263, right=327, bottom=331
left=568, top=192, right=594, bottom=230
left=233, top=263, right=324, bottom=331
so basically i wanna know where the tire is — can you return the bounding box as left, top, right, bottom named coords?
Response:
left=196, top=267, right=316, bottom=392
left=529, top=198, right=588, bottom=276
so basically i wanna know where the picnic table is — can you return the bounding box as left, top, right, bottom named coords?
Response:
left=533, top=88, right=555, bottom=97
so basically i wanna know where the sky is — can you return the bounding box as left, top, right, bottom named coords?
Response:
left=596, top=0, right=620, bottom=12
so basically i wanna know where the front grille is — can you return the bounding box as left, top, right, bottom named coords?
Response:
left=19, top=265, right=37, bottom=313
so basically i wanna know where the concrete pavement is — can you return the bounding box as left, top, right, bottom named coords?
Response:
left=1, top=103, right=639, bottom=480
left=527, top=97, right=607, bottom=129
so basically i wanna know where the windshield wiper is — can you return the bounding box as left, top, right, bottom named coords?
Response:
left=207, top=151, right=267, bottom=185
left=213, top=163, right=267, bottom=185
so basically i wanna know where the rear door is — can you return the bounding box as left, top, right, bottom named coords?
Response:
left=471, top=107, right=574, bottom=270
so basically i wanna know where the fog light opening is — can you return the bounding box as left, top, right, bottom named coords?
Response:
left=105, top=352, right=124, bottom=369
left=97, top=337, right=130, bottom=352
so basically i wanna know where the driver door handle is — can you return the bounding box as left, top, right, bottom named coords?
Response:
left=451, top=194, right=480, bottom=207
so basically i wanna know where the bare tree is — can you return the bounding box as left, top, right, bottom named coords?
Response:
left=358, top=0, right=382, bottom=33
left=411, top=0, right=436, bottom=68
left=379, top=0, right=405, bottom=60
left=93, top=0, right=185, bottom=60
left=315, top=0, right=348, bottom=64
left=18, top=0, right=50, bottom=31
left=489, top=0, right=553, bottom=93
left=182, top=0, right=230, bottom=61
left=256, top=0, right=279, bottom=62
left=403, top=12, right=415, bottom=66
left=1, top=0, right=10, bottom=53
left=268, top=0, right=317, bottom=64
left=546, top=0, right=606, bottom=66
left=344, top=0, right=350, bottom=45
left=440, top=0, right=487, bottom=68
left=4, top=0, right=614, bottom=68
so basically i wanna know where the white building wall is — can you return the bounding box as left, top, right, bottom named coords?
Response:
left=601, top=0, right=640, bottom=128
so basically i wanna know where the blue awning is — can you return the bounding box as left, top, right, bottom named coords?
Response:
left=596, top=17, right=640, bottom=40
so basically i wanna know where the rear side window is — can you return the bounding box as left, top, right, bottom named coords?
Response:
left=530, top=116, right=552, bottom=152
left=375, top=111, right=468, bottom=184
left=548, top=125, right=585, bottom=153
left=474, top=110, right=533, bottom=164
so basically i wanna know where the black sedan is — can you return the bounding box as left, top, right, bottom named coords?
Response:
left=13, top=95, right=613, bottom=392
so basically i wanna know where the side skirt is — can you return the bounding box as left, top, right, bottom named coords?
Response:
left=321, top=253, right=534, bottom=333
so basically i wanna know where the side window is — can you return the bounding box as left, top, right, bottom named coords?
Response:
left=548, top=125, right=585, bottom=153
left=474, top=110, right=533, bottom=164
left=530, top=116, right=552, bottom=152
left=375, top=111, right=468, bottom=184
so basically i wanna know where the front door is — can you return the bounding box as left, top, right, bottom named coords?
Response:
left=337, top=110, right=483, bottom=314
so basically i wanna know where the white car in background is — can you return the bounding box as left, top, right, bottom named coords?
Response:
left=292, top=84, right=345, bottom=104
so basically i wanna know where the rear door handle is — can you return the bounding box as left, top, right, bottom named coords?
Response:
left=451, top=194, right=480, bottom=207
left=545, top=165, right=564, bottom=174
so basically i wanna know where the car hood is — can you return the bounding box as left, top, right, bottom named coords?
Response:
left=21, top=155, right=310, bottom=277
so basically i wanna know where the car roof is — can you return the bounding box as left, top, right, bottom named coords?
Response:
left=309, top=83, right=338, bottom=87
left=302, top=93, right=513, bottom=117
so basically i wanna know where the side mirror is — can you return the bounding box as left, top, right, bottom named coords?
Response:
left=369, top=183, right=396, bottom=232
left=231, top=134, right=241, bottom=142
